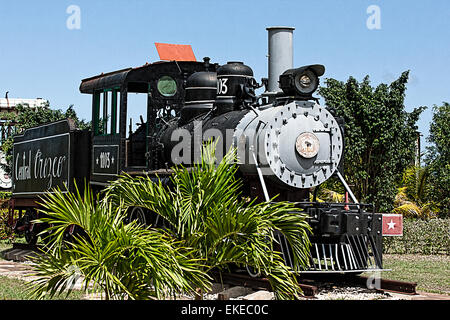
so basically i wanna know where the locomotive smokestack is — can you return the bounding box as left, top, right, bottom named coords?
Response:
left=266, top=26, right=295, bottom=95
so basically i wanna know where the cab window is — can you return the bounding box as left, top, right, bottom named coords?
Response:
left=93, top=88, right=120, bottom=135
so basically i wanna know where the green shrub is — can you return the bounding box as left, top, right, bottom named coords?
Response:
left=0, top=192, right=13, bottom=241
left=0, top=209, right=14, bottom=241
left=383, top=218, right=450, bottom=255
left=0, top=192, right=11, bottom=200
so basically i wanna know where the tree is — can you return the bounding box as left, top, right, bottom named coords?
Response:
left=28, top=182, right=211, bottom=300
left=425, top=102, right=450, bottom=217
left=0, top=103, right=90, bottom=174
left=105, top=143, right=312, bottom=300
left=318, top=71, right=425, bottom=212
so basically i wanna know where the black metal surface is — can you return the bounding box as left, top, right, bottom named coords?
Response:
left=215, top=61, right=256, bottom=114
left=146, top=61, right=218, bottom=170
left=273, top=202, right=383, bottom=273
left=158, top=109, right=249, bottom=167
left=184, top=71, right=217, bottom=103
left=179, top=71, right=217, bottom=125
left=79, top=68, right=132, bottom=94
left=92, top=138, right=120, bottom=178
left=279, top=64, right=324, bottom=97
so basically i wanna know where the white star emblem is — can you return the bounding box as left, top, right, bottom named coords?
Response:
left=111, top=157, right=115, bottom=164
left=387, top=219, right=396, bottom=230
left=96, top=157, right=99, bottom=165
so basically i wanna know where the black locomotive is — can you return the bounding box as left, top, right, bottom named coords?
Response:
left=8, top=27, right=384, bottom=274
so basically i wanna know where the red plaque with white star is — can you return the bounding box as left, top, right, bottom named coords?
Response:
left=382, top=214, right=403, bottom=236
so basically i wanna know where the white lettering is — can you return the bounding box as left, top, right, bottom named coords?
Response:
left=16, top=151, right=32, bottom=181
left=225, top=304, right=269, bottom=315
left=100, top=152, right=111, bottom=169
left=181, top=304, right=215, bottom=318
left=16, top=149, right=66, bottom=189
left=217, top=78, right=228, bottom=95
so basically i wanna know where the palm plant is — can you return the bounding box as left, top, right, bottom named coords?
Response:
left=311, top=179, right=345, bottom=203
left=314, top=188, right=345, bottom=203
left=393, top=166, right=437, bottom=218
left=27, top=183, right=211, bottom=300
left=105, top=143, right=312, bottom=299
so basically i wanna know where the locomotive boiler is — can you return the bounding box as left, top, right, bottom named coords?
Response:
left=8, top=26, right=387, bottom=274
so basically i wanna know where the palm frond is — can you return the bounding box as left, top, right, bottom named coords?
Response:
left=105, top=142, right=312, bottom=299
left=318, top=188, right=345, bottom=203
left=393, top=202, right=422, bottom=217
left=28, top=182, right=211, bottom=300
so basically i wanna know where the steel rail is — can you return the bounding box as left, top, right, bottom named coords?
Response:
left=210, top=271, right=318, bottom=298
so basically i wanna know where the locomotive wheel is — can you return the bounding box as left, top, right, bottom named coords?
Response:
left=25, top=229, right=37, bottom=245
left=150, top=211, right=169, bottom=229
left=129, top=207, right=147, bottom=226
left=23, top=209, right=38, bottom=245
left=40, top=224, right=54, bottom=246
left=126, top=207, right=171, bottom=230
left=40, top=232, right=52, bottom=246
left=246, top=265, right=262, bottom=278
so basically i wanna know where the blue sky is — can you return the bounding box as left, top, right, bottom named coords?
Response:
left=1, top=0, right=449, bottom=151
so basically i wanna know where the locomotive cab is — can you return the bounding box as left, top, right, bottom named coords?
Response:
left=79, top=60, right=217, bottom=188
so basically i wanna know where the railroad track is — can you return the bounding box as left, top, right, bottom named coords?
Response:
left=11, top=242, right=43, bottom=251
left=210, top=270, right=418, bottom=298
left=3, top=243, right=417, bottom=298
left=210, top=271, right=318, bottom=298
left=0, top=242, right=43, bottom=262
left=353, top=276, right=418, bottom=295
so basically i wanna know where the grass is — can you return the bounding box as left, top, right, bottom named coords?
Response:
left=0, top=238, right=26, bottom=256
left=1, top=240, right=87, bottom=300
left=0, top=275, right=85, bottom=300
left=0, top=241, right=12, bottom=253
left=381, top=254, right=450, bottom=295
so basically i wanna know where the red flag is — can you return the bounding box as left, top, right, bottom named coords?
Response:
left=154, top=43, right=196, bottom=62
left=382, top=214, right=403, bottom=236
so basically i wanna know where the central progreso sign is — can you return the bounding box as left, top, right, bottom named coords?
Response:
left=12, top=120, right=73, bottom=195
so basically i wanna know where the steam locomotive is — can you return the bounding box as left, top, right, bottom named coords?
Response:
left=8, top=27, right=385, bottom=274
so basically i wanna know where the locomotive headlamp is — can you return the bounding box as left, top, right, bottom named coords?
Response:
left=299, top=74, right=312, bottom=88
left=294, top=70, right=317, bottom=94
left=279, top=64, right=325, bottom=97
